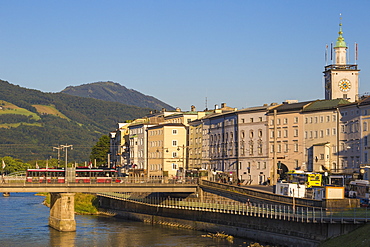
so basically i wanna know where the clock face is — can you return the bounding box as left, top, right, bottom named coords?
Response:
left=338, top=79, right=351, bottom=92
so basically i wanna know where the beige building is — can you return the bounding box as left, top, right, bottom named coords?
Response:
left=237, top=104, right=278, bottom=185
left=147, top=123, right=187, bottom=178
left=188, top=118, right=204, bottom=170
left=302, top=99, right=350, bottom=173
left=109, top=123, right=130, bottom=168
left=266, top=101, right=312, bottom=181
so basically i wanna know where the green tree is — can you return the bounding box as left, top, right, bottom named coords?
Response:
left=1, top=156, right=30, bottom=174
left=89, top=135, right=110, bottom=166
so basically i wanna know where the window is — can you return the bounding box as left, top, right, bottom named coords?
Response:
left=259, top=117, right=263, bottom=122
left=304, top=131, right=308, bottom=139
left=249, top=144, right=254, bottom=155
left=258, top=144, right=263, bottom=154
left=263, top=162, right=267, bottom=169
left=283, top=118, right=288, bottom=124
left=270, top=144, right=274, bottom=153
left=172, top=163, right=177, bottom=170
left=283, top=130, right=288, bottom=138
left=250, top=131, right=254, bottom=138
left=326, top=129, right=330, bottom=136
left=365, top=136, right=368, bottom=147
left=314, top=117, right=318, bottom=123
left=364, top=122, right=368, bottom=131
left=270, top=130, right=274, bottom=138
left=332, top=145, right=337, bottom=153
left=241, top=131, right=245, bottom=139
left=333, top=115, right=336, bottom=122
left=257, top=162, right=260, bottom=169
left=258, top=130, right=263, bottom=138
left=277, top=130, right=281, bottom=138
left=295, top=160, right=299, bottom=169
left=326, top=116, right=330, bottom=122
left=241, top=118, right=245, bottom=123
left=277, top=144, right=281, bottom=153
left=294, top=117, right=298, bottom=123
left=277, top=118, right=281, bottom=125
left=294, top=129, right=298, bottom=137
left=320, top=130, right=324, bottom=138
left=172, top=140, right=177, bottom=146
left=172, top=152, right=178, bottom=158
left=320, top=116, right=324, bottom=123
left=284, top=143, right=289, bottom=152
left=332, top=128, right=336, bottom=135
left=172, top=129, right=178, bottom=135
left=365, top=153, right=368, bottom=163
left=250, top=118, right=254, bottom=123
left=294, top=143, right=298, bottom=152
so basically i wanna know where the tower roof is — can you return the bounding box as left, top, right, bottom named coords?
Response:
left=335, top=18, right=347, bottom=48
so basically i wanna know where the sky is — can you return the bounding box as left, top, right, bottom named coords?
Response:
left=1, top=1, right=370, bottom=111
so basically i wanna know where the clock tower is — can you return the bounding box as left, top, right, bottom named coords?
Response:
left=324, top=19, right=360, bottom=102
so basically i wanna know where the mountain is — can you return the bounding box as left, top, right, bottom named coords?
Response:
left=61, top=81, right=175, bottom=111
left=0, top=80, right=152, bottom=162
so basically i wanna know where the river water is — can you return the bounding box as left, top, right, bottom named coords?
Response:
left=0, top=193, right=253, bottom=247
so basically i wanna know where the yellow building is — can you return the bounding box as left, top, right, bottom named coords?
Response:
left=147, top=123, right=187, bottom=178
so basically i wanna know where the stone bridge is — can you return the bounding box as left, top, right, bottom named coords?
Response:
left=0, top=178, right=198, bottom=231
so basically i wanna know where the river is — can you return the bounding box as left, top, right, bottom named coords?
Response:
left=0, top=193, right=253, bottom=247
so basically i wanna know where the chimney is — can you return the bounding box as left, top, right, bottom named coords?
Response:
left=214, top=104, right=219, bottom=110
left=221, top=103, right=226, bottom=108
left=161, top=108, right=166, bottom=112
left=176, top=107, right=181, bottom=112
left=191, top=105, right=196, bottom=111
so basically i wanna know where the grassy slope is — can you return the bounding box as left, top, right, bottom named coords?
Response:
left=0, top=100, right=40, bottom=120
left=319, top=223, right=370, bottom=247
left=32, top=104, right=70, bottom=120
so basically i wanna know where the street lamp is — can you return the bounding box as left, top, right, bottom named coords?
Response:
left=53, top=145, right=63, bottom=167
left=60, top=144, right=73, bottom=170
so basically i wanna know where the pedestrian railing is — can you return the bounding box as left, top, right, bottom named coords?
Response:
left=98, top=192, right=370, bottom=224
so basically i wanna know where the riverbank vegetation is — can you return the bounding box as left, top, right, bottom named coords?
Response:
left=38, top=193, right=99, bottom=215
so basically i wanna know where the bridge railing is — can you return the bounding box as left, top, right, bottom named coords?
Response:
left=0, top=177, right=199, bottom=186
left=98, top=192, right=370, bottom=224
left=200, top=180, right=324, bottom=208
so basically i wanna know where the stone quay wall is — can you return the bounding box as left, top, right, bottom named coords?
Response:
left=98, top=196, right=362, bottom=247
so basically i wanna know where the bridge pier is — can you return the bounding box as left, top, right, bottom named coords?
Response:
left=49, top=193, right=76, bottom=232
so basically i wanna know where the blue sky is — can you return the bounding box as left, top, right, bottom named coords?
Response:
left=1, top=1, right=369, bottom=111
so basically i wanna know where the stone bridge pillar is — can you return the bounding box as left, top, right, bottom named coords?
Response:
left=49, top=192, right=76, bottom=231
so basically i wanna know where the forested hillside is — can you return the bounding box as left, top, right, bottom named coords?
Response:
left=61, top=81, right=175, bottom=111
left=0, top=80, right=152, bottom=162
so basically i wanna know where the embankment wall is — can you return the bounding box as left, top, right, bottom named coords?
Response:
left=98, top=196, right=361, bottom=247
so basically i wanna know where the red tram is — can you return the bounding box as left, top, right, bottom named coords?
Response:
left=26, top=167, right=119, bottom=183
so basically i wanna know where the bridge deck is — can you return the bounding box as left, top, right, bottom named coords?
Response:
left=0, top=181, right=198, bottom=193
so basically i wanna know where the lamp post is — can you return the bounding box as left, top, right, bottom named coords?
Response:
left=60, top=144, right=73, bottom=170
left=53, top=145, right=62, bottom=167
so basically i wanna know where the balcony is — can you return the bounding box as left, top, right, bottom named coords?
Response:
left=324, top=64, right=359, bottom=72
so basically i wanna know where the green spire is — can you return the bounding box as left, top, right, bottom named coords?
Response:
left=335, top=17, right=347, bottom=48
